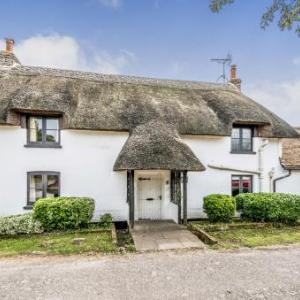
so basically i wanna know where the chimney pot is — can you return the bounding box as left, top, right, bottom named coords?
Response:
left=230, top=64, right=237, bottom=80
left=5, top=38, right=15, bottom=53
left=229, top=64, right=241, bottom=91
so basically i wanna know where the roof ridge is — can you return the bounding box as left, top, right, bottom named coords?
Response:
left=3, top=64, right=237, bottom=92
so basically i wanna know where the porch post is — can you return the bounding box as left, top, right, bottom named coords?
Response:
left=127, top=170, right=135, bottom=228
left=176, top=171, right=182, bottom=224
left=183, top=171, right=188, bottom=226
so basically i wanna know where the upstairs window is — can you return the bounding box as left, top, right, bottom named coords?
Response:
left=231, top=126, right=254, bottom=153
left=27, top=116, right=60, bottom=147
left=231, top=175, right=252, bottom=196
left=27, top=172, right=60, bottom=207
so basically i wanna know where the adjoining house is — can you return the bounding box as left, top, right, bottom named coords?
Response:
left=278, top=128, right=300, bottom=192
left=0, top=39, right=299, bottom=227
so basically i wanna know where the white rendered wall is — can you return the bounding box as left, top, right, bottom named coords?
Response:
left=276, top=171, right=300, bottom=194
left=0, top=126, right=129, bottom=220
left=0, top=125, right=296, bottom=221
left=183, top=135, right=286, bottom=219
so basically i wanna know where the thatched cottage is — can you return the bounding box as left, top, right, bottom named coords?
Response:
left=0, top=39, right=299, bottom=226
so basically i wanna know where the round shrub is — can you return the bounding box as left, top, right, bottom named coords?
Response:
left=33, top=197, right=95, bottom=231
left=235, top=193, right=254, bottom=211
left=203, top=194, right=236, bottom=223
left=237, top=193, right=300, bottom=224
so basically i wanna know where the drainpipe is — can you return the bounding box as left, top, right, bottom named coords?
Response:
left=268, top=168, right=275, bottom=192
left=273, top=170, right=292, bottom=192
left=258, top=139, right=269, bottom=192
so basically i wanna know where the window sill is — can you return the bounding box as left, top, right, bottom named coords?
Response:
left=24, top=144, right=62, bottom=149
left=230, top=151, right=256, bottom=155
left=23, top=205, right=33, bottom=210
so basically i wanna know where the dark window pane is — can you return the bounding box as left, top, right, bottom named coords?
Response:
left=232, top=128, right=240, bottom=139
left=29, top=174, right=43, bottom=203
left=242, top=177, right=252, bottom=193
left=45, top=130, right=59, bottom=143
left=242, top=139, right=252, bottom=151
left=29, top=117, right=43, bottom=142
left=46, top=175, right=59, bottom=198
left=46, top=119, right=59, bottom=130
left=242, top=128, right=252, bottom=139
left=231, top=139, right=240, bottom=151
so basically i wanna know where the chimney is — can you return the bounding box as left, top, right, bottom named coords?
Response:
left=5, top=38, right=14, bottom=53
left=229, top=64, right=242, bottom=91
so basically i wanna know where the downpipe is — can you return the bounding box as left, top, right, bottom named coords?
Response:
left=258, top=139, right=269, bottom=192
left=273, top=170, right=292, bottom=192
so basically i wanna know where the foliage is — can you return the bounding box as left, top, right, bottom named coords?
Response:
left=203, top=194, right=236, bottom=223
left=210, top=0, right=300, bottom=36
left=0, top=213, right=43, bottom=236
left=235, top=193, right=249, bottom=211
left=33, top=197, right=95, bottom=231
left=236, top=193, right=300, bottom=223
left=99, top=213, right=113, bottom=229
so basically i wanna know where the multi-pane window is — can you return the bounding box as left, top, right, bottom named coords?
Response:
left=27, top=172, right=60, bottom=206
left=27, top=116, right=60, bottom=146
left=231, top=127, right=253, bottom=153
left=231, top=175, right=252, bottom=196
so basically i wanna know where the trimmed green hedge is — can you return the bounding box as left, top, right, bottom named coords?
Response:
left=235, top=193, right=300, bottom=224
left=203, top=194, right=236, bottom=223
left=0, top=213, right=43, bottom=236
left=33, top=197, right=95, bottom=231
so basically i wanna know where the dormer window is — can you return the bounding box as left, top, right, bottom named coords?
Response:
left=26, top=116, right=61, bottom=148
left=231, top=126, right=254, bottom=153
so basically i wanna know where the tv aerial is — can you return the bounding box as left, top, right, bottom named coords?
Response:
left=210, top=53, right=232, bottom=83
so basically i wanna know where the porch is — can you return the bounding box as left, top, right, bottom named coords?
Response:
left=127, top=170, right=189, bottom=228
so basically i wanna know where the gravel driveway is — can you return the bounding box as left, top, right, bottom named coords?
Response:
left=0, top=247, right=300, bottom=300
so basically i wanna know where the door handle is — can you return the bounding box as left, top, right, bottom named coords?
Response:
left=146, top=198, right=154, bottom=201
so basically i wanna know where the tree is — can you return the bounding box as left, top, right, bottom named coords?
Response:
left=210, top=0, right=300, bottom=36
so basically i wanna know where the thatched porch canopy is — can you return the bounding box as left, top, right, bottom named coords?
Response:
left=114, top=121, right=205, bottom=171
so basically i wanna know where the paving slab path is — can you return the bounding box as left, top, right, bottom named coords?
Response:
left=0, top=246, right=300, bottom=299
left=131, top=220, right=205, bottom=251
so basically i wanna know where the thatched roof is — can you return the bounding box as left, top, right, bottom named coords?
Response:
left=114, top=121, right=205, bottom=171
left=281, top=128, right=300, bottom=170
left=0, top=64, right=298, bottom=139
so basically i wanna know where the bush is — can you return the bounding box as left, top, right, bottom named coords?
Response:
left=235, top=193, right=250, bottom=211
left=99, top=213, right=113, bottom=229
left=0, top=213, right=43, bottom=236
left=33, top=197, right=95, bottom=231
left=236, top=193, right=300, bottom=224
left=203, top=194, right=236, bottom=223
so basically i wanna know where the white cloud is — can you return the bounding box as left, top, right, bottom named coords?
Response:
left=97, top=0, right=122, bottom=8
left=244, top=80, right=300, bottom=126
left=2, top=34, right=135, bottom=74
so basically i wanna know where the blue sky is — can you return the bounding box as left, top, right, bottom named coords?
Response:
left=1, top=0, right=299, bottom=124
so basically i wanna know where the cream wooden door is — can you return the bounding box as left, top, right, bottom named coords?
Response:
left=138, top=176, right=162, bottom=220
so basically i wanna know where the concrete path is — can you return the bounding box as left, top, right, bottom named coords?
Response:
left=131, top=220, right=205, bottom=251
left=0, top=247, right=300, bottom=299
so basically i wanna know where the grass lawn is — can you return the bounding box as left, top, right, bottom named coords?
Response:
left=190, top=221, right=300, bottom=249
left=0, top=231, right=118, bottom=257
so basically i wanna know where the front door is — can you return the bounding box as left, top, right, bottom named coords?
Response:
left=138, top=176, right=162, bottom=220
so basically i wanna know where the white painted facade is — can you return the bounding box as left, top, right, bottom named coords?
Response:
left=0, top=125, right=299, bottom=221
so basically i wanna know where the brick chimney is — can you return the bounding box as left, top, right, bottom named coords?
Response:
left=229, top=64, right=242, bottom=91
left=5, top=38, right=15, bottom=53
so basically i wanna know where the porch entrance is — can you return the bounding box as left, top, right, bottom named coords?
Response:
left=138, top=175, right=162, bottom=220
